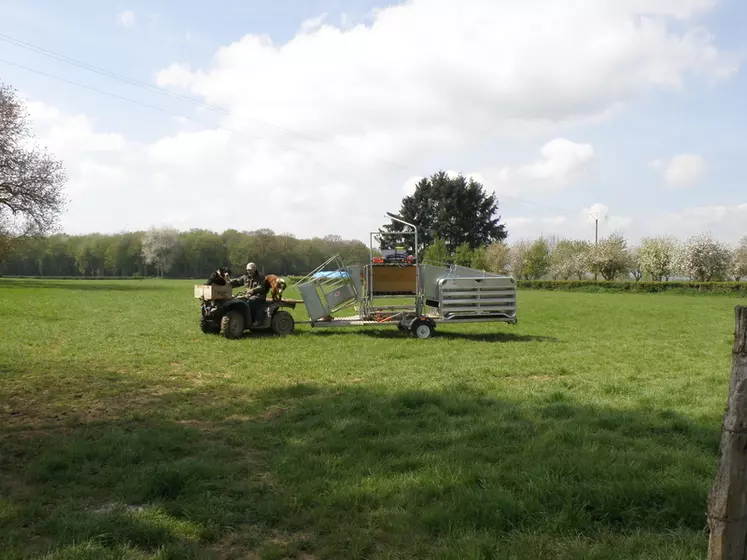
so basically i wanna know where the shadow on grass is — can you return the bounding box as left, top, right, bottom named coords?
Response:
left=303, top=328, right=559, bottom=343
left=0, top=382, right=718, bottom=559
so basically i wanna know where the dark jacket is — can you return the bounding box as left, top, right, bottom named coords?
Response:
left=230, top=272, right=266, bottom=297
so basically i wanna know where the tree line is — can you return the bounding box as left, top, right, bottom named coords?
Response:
left=0, top=228, right=371, bottom=278
left=6, top=74, right=741, bottom=286
left=439, top=232, right=747, bottom=282
left=380, top=172, right=747, bottom=283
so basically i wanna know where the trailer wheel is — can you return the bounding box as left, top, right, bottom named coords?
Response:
left=411, top=320, right=434, bottom=339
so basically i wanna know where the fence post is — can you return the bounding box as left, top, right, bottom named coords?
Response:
left=708, top=306, right=747, bottom=559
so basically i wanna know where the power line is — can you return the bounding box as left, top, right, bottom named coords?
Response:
left=498, top=192, right=607, bottom=224
left=0, top=57, right=342, bottom=164
left=0, top=40, right=607, bottom=221
left=0, top=31, right=626, bottom=219
left=0, top=32, right=409, bottom=171
left=498, top=192, right=593, bottom=217
left=0, top=33, right=322, bottom=140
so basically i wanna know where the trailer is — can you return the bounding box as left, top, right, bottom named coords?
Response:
left=291, top=214, right=517, bottom=338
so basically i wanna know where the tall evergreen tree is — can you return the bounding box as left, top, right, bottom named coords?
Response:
left=380, top=171, right=507, bottom=254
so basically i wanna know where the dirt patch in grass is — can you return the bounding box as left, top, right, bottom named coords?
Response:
left=208, top=527, right=316, bottom=560
left=0, top=472, right=34, bottom=501
left=175, top=419, right=218, bottom=432
left=253, top=408, right=287, bottom=421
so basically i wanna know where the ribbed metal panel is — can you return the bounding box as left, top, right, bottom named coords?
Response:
left=438, top=276, right=517, bottom=318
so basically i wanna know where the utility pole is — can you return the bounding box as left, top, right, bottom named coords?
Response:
left=595, top=216, right=598, bottom=246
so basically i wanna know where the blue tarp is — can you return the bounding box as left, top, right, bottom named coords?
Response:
left=311, top=270, right=349, bottom=279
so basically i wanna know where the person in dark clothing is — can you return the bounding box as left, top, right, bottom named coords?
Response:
left=229, top=262, right=266, bottom=297
left=230, top=262, right=266, bottom=323
left=206, top=267, right=231, bottom=285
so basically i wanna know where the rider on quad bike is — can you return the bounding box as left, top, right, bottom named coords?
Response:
left=229, top=262, right=267, bottom=325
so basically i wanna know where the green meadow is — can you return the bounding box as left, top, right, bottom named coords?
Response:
left=0, top=278, right=739, bottom=559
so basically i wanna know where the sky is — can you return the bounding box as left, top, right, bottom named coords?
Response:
left=1, top=0, right=746, bottom=246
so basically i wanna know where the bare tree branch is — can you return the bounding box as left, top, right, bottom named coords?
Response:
left=0, top=81, right=67, bottom=256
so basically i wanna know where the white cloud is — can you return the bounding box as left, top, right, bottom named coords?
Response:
left=24, top=101, right=126, bottom=160
left=156, top=1, right=736, bottom=141
left=656, top=153, right=708, bottom=188
left=515, top=138, right=594, bottom=183
left=300, top=13, right=328, bottom=34
left=504, top=201, right=747, bottom=247
left=504, top=201, right=633, bottom=244
left=117, top=10, right=136, bottom=28
left=402, top=176, right=422, bottom=196
left=23, top=0, right=738, bottom=243
left=647, top=204, right=747, bottom=243
left=506, top=216, right=568, bottom=229
left=477, top=138, right=595, bottom=196
left=583, top=203, right=634, bottom=231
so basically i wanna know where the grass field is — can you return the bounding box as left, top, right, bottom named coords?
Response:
left=0, top=278, right=740, bottom=559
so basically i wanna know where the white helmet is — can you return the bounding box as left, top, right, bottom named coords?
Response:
left=246, top=262, right=256, bottom=272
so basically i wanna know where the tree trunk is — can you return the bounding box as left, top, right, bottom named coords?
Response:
left=708, top=306, right=747, bottom=559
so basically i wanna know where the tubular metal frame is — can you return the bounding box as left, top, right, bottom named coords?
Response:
left=294, top=214, right=518, bottom=333
left=367, top=213, right=422, bottom=319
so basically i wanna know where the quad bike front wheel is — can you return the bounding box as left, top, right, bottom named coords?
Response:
left=200, top=316, right=220, bottom=334
left=220, top=310, right=245, bottom=339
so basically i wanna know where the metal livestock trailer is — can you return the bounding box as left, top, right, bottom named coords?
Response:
left=292, top=215, right=517, bottom=338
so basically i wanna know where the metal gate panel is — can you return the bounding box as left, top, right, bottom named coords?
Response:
left=438, top=276, right=517, bottom=317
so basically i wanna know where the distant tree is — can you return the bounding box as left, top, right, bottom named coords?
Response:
left=587, top=232, right=632, bottom=281
left=682, top=232, right=732, bottom=282
left=454, top=242, right=473, bottom=267
left=550, top=239, right=590, bottom=280
left=246, top=228, right=280, bottom=274
left=141, top=227, right=181, bottom=277
left=337, top=238, right=370, bottom=267
left=74, top=234, right=108, bottom=276
left=629, top=246, right=643, bottom=281
left=470, top=246, right=488, bottom=271
left=178, top=229, right=227, bottom=277
left=638, top=236, right=680, bottom=281
left=733, top=236, right=747, bottom=282
left=522, top=237, right=552, bottom=280
left=485, top=242, right=511, bottom=275
left=0, top=82, right=67, bottom=260
left=381, top=171, right=507, bottom=253
left=0, top=231, right=12, bottom=262
left=422, top=236, right=449, bottom=265
left=509, top=240, right=531, bottom=280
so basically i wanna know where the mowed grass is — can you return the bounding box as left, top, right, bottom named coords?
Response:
left=0, top=278, right=740, bottom=559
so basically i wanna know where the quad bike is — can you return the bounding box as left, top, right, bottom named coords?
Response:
left=197, top=286, right=296, bottom=339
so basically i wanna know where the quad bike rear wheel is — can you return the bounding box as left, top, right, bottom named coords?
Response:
left=271, top=310, right=295, bottom=335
